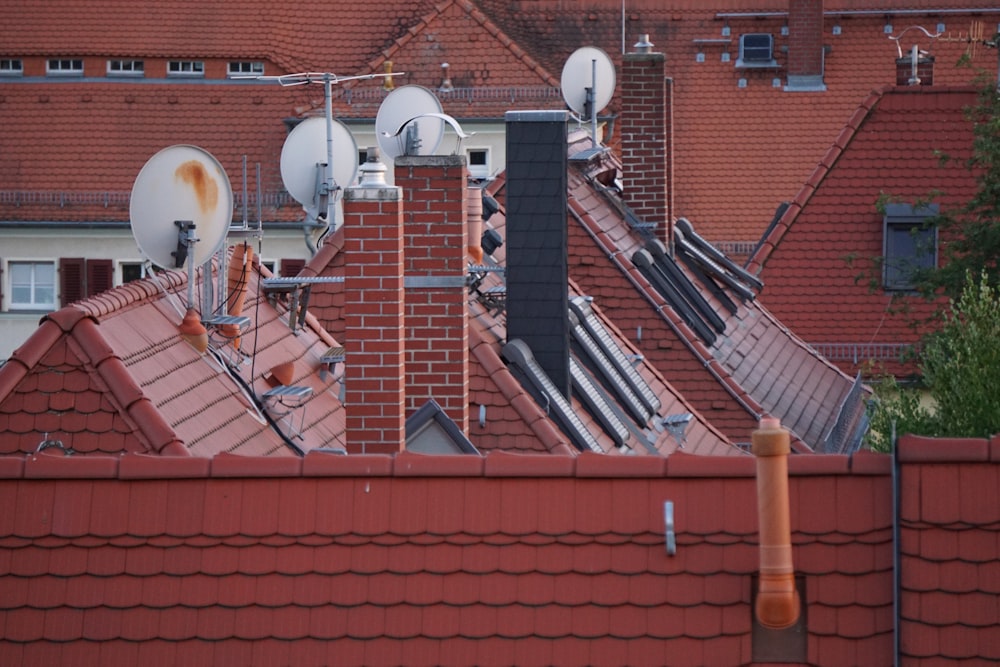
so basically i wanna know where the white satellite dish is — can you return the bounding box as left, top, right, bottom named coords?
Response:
left=280, top=116, right=359, bottom=207
left=129, top=145, right=233, bottom=270
left=375, top=85, right=445, bottom=160
left=560, top=46, right=616, bottom=117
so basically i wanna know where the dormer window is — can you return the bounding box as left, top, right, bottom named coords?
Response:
left=107, top=59, right=144, bottom=77
left=228, top=61, right=264, bottom=78
left=736, top=34, right=777, bottom=68
left=0, top=59, right=23, bottom=77
left=46, top=59, right=84, bottom=76
left=167, top=60, right=204, bottom=78
left=883, top=203, right=938, bottom=291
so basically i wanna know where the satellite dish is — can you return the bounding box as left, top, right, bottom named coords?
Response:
left=129, top=145, right=233, bottom=270
left=375, top=85, right=445, bottom=160
left=280, top=116, right=358, bottom=207
left=560, top=46, right=616, bottom=116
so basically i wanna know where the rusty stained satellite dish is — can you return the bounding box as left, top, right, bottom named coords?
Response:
left=129, top=145, right=233, bottom=270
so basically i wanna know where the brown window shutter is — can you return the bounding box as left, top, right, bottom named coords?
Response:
left=60, top=257, right=86, bottom=306
left=86, top=259, right=114, bottom=297
left=279, top=258, right=306, bottom=277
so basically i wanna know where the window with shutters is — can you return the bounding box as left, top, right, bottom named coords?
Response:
left=59, top=258, right=115, bottom=307
left=8, top=261, right=56, bottom=310
left=279, top=258, right=306, bottom=277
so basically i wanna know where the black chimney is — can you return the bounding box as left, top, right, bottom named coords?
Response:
left=504, top=110, right=571, bottom=397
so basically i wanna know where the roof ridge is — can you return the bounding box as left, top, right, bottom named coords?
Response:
left=363, top=0, right=560, bottom=89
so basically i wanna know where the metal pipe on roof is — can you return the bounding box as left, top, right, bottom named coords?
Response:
left=752, top=416, right=801, bottom=630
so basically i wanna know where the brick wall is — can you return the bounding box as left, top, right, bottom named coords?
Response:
left=620, top=50, right=672, bottom=246
left=343, top=171, right=406, bottom=454
left=787, top=0, right=824, bottom=80
left=395, top=155, right=470, bottom=433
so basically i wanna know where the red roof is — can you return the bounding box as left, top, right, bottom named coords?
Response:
left=2, top=1, right=995, bottom=243
left=747, top=85, right=979, bottom=376
left=0, top=438, right=998, bottom=665
left=474, top=0, right=999, bottom=245
left=0, top=254, right=347, bottom=457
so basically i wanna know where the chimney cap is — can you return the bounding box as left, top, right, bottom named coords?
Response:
left=634, top=34, right=654, bottom=53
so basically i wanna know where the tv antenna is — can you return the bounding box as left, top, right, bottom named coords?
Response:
left=561, top=46, right=616, bottom=148
left=237, top=70, right=398, bottom=227
left=129, top=145, right=234, bottom=350
left=375, top=85, right=471, bottom=160
left=938, top=20, right=1000, bottom=90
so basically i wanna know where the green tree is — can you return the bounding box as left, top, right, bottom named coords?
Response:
left=911, top=75, right=1000, bottom=300
left=867, top=271, right=1000, bottom=450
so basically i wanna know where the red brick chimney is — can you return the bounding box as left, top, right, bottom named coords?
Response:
left=343, top=150, right=405, bottom=454
left=620, top=35, right=673, bottom=248
left=394, top=155, right=470, bottom=434
left=786, top=0, right=826, bottom=91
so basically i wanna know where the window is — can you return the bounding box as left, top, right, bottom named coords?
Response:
left=60, top=258, right=113, bottom=306
left=228, top=61, right=264, bottom=78
left=467, top=148, right=490, bottom=180
left=736, top=34, right=777, bottom=68
left=108, top=59, right=144, bottom=77
left=47, top=58, right=84, bottom=76
left=167, top=60, right=204, bottom=77
left=883, top=203, right=938, bottom=291
left=120, top=261, right=144, bottom=283
left=0, top=59, right=23, bottom=77
left=9, top=261, right=55, bottom=310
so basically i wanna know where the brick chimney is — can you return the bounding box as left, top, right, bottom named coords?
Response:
left=505, top=110, right=571, bottom=397
left=896, top=45, right=935, bottom=86
left=785, top=0, right=826, bottom=92
left=394, top=154, right=470, bottom=434
left=343, top=150, right=405, bottom=454
left=621, top=35, right=674, bottom=248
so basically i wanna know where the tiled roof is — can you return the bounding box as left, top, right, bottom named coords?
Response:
left=512, top=130, right=867, bottom=452
left=474, top=0, right=999, bottom=244
left=0, top=253, right=347, bottom=457
left=0, top=82, right=311, bottom=224
left=299, top=216, right=739, bottom=458
left=2, top=439, right=997, bottom=665
left=747, top=86, right=979, bottom=376
left=0, top=446, right=905, bottom=666
left=0, top=0, right=444, bottom=75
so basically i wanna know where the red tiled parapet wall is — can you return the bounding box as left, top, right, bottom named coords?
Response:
left=1, top=440, right=997, bottom=666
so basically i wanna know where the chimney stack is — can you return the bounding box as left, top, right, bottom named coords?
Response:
left=621, top=36, right=674, bottom=248
left=343, top=149, right=406, bottom=454
left=395, top=154, right=470, bottom=434
left=785, top=0, right=826, bottom=92
left=896, top=45, right=934, bottom=86
left=505, top=110, right=571, bottom=397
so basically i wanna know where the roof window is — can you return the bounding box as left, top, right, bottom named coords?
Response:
left=168, top=60, right=204, bottom=78
left=108, top=59, right=144, bottom=77
left=736, top=34, right=777, bottom=68
left=46, top=59, right=83, bottom=77
left=883, top=203, right=938, bottom=291
left=228, top=61, right=264, bottom=78
left=0, top=59, right=23, bottom=77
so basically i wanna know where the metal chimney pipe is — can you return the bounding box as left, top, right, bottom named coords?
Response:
left=752, top=416, right=801, bottom=629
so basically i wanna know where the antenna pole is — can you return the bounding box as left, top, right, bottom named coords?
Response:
left=324, top=73, right=336, bottom=226
left=590, top=58, right=599, bottom=147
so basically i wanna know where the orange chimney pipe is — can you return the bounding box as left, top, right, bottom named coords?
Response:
left=752, top=416, right=801, bottom=629
left=222, top=244, right=253, bottom=348
left=467, top=186, right=484, bottom=264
